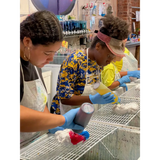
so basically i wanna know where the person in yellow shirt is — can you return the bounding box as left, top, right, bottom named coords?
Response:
left=113, top=39, right=140, bottom=72
left=101, top=39, right=140, bottom=91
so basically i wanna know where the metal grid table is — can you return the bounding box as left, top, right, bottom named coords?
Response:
left=20, top=96, right=140, bottom=160
left=20, top=123, right=117, bottom=160
left=91, top=97, right=140, bottom=126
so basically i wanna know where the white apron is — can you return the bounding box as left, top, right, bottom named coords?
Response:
left=121, top=52, right=138, bottom=81
left=60, top=48, right=100, bottom=115
left=20, top=63, right=48, bottom=146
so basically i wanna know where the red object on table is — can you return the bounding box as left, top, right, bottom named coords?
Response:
left=69, top=131, right=86, bottom=145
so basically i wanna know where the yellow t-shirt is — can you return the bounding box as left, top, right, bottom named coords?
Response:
left=101, top=48, right=130, bottom=87
left=101, top=63, right=119, bottom=87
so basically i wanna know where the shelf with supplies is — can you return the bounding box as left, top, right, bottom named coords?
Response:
left=131, top=6, right=140, bottom=22
left=63, top=32, right=93, bottom=39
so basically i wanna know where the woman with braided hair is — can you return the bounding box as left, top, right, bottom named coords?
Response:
left=20, top=10, right=84, bottom=147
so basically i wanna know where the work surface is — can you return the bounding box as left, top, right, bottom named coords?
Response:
left=20, top=84, right=140, bottom=160
left=125, top=41, right=140, bottom=47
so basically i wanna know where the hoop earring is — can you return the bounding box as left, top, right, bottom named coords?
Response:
left=24, top=47, right=30, bottom=61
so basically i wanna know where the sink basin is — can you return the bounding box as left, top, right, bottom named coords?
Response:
left=113, top=87, right=125, bottom=96
left=112, top=77, right=140, bottom=97
left=113, top=83, right=136, bottom=96
left=127, top=83, right=137, bottom=90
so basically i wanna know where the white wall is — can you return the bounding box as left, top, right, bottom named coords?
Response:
left=20, top=0, right=117, bottom=29
left=20, top=0, right=29, bottom=15
left=66, top=0, right=117, bottom=31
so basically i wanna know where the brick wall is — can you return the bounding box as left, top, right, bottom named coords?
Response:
left=117, top=0, right=131, bottom=29
left=131, top=0, right=140, bottom=33
left=117, top=0, right=132, bottom=24
left=117, top=0, right=140, bottom=33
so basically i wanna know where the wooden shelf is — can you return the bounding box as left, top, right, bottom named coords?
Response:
left=131, top=6, right=140, bottom=9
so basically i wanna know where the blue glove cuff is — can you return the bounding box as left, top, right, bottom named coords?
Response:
left=127, top=71, right=132, bottom=76
left=89, top=94, right=94, bottom=104
left=60, top=116, right=67, bottom=128
left=117, top=79, right=122, bottom=85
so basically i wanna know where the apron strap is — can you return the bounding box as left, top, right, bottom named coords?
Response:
left=86, top=48, right=89, bottom=85
left=86, top=48, right=101, bottom=84
left=20, top=61, right=25, bottom=84
left=34, top=66, right=47, bottom=93
left=34, top=66, right=41, bottom=79
left=86, top=48, right=89, bottom=71
left=20, top=61, right=41, bottom=82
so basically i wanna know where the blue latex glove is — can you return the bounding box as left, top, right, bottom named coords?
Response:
left=89, top=92, right=115, bottom=104
left=119, top=83, right=128, bottom=91
left=61, top=108, right=84, bottom=130
left=48, top=126, right=64, bottom=134
left=117, top=75, right=131, bottom=85
left=127, top=70, right=140, bottom=78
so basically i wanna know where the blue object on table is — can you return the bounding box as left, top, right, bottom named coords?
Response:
left=131, top=33, right=137, bottom=38
left=127, top=35, right=131, bottom=41
left=79, top=130, right=90, bottom=140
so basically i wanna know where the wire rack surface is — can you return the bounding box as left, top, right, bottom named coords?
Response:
left=20, top=123, right=117, bottom=160
left=120, top=85, right=140, bottom=99
left=20, top=95, right=140, bottom=160
left=91, top=97, right=140, bottom=126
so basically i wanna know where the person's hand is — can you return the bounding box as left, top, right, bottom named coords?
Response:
left=61, top=108, right=84, bottom=130
left=118, top=75, right=131, bottom=85
left=48, top=126, right=64, bottom=134
left=89, top=92, right=115, bottom=104
left=119, top=83, right=128, bottom=91
left=127, top=70, right=140, bottom=78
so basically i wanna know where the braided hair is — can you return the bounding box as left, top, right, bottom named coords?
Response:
left=20, top=10, right=63, bottom=46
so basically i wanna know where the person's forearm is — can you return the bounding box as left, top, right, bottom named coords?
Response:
left=61, top=95, right=92, bottom=106
left=119, top=71, right=128, bottom=77
left=43, top=105, right=50, bottom=113
left=20, top=105, right=65, bottom=132
left=108, top=81, right=120, bottom=90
